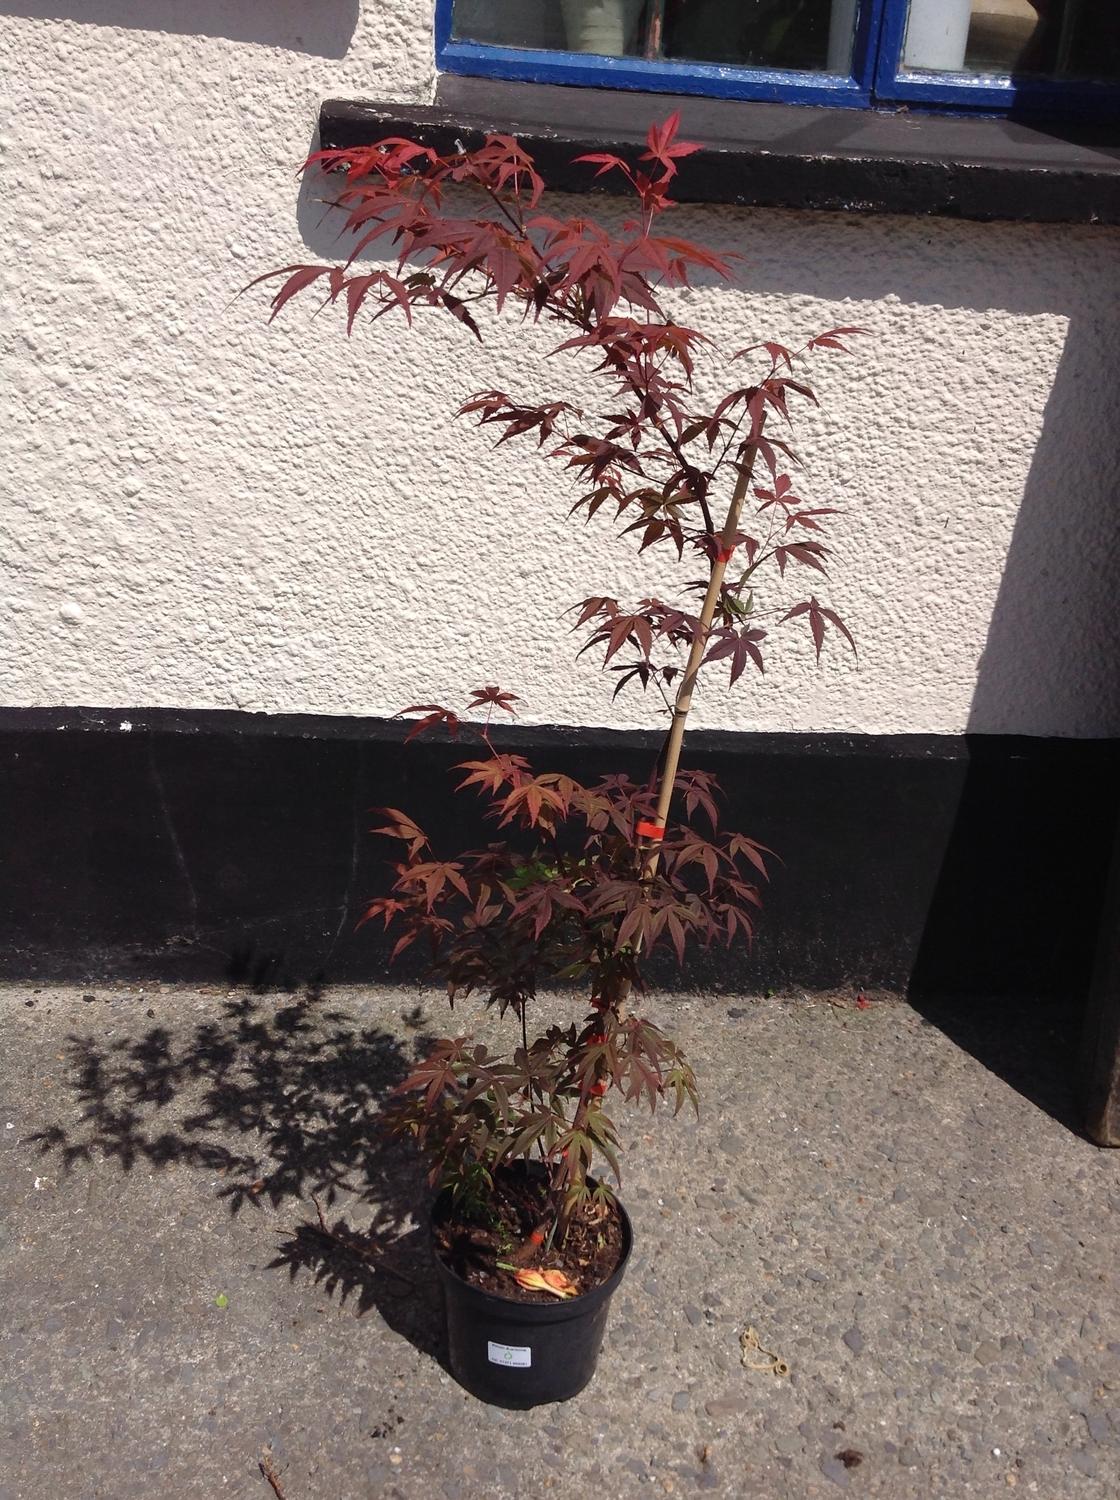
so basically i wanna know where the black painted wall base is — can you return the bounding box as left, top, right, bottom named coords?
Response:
left=0, top=708, right=1115, bottom=999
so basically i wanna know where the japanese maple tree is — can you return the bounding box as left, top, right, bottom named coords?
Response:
left=255, top=116, right=861, bottom=1241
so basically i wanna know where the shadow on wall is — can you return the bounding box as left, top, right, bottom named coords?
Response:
left=0, top=0, right=360, bottom=56
left=968, top=332, right=1120, bottom=739
left=908, top=299, right=1120, bottom=1129
left=910, top=298, right=1120, bottom=986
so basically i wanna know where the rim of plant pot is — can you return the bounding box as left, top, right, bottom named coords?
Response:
left=429, top=1168, right=633, bottom=1321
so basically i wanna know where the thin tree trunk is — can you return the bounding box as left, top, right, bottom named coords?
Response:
left=641, top=442, right=761, bottom=879
left=611, top=435, right=763, bottom=1014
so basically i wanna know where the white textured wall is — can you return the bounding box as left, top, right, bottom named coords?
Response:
left=2, top=1, right=1118, bottom=737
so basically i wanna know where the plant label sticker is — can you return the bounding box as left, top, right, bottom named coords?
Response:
left=487, top=1340, right=531, bottom=1368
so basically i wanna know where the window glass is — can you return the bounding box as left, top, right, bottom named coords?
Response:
left=445, top=0, right=1118, bottom=110
left=451, top=0, right=566, bottom=52
left=902, top=0, right=1120, bottom=81
left=452, top=0, right=864, bottom=73
left=664, top=0, right=855, bottom=72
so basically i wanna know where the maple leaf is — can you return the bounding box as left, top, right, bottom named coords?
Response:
left=394, top=704, right=461, bottom=741
left=356, top=895, right=408, bottom=930
left=703, top=626, right=767, bottom=685
left=399, top=860, right=471, bottom=910
left=247, top=264, right=333, bottom=322
left=668, top=831, right=722, bottom=892
left=466, top=685, right=520, bottom=716
left=784, top=508, right=840, bottom=533
left=571, top=150, right=635, bottom=189
left=570, top=596, right=620, bottom=629
left=673, top=769, right=722, bottom=829
left=495, top=779, right=567, bottom=829
left=726, top=833, right=774, bottom=878
left=456, top=754, right=529, bottom=798
left=774, top=540, right=830, bottom=578
left=806, top=326, right=870, bottom=353
left=369, top=807, right=429, bottom=857
left=780, top=596, right=857, bottom=662
left=640, top=112, right=702, bottom=177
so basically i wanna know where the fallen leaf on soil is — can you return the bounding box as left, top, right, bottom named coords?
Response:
left=513, top=1268, right=578, bottom=1298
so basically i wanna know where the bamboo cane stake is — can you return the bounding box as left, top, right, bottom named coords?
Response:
left=611, top=432, right=764, bottom=1015
left=641, top=440, right=761, bottom=881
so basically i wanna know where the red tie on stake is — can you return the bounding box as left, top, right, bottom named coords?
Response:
left=635, top=820, right=666, bottom=842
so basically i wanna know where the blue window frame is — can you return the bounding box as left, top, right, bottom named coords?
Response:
left=434, top=1, right=1120, bottom=121
left=875, top=1, right=1120, bottom=119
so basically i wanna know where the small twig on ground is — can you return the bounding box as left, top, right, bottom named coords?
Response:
left=304, top=1194, right=417, bottom=1288
left=259, top=1447, right=288, bottom=1500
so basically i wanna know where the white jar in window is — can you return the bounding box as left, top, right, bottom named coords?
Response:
left=903, top=0, right=974, bottom=72
left=827, top=0, right=860, bottom=72
left=561, top=0, right=645, bottom=56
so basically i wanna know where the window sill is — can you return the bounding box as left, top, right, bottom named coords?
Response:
left=318, top=76, right=1120, bottom=226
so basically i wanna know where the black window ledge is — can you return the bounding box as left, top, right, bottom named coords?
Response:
left=319, top=76, right=1120, bottom=226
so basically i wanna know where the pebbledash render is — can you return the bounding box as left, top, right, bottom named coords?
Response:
left=0, top=1, right=1117, bottom=997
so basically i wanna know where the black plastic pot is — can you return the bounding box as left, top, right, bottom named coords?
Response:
left=431, top=1184, right=632, bottom=1407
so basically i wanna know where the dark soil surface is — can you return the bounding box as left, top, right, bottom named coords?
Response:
left=432, top=1167, right=626, bottom=1302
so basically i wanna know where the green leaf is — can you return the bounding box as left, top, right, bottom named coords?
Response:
left=214, top=1293, right=229, bottom=1309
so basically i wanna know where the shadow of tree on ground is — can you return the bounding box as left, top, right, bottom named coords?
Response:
left=28, top=991, right=447, bottom=1359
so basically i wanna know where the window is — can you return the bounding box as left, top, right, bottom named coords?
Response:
left=436, top=1, right=1120, bottom=118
